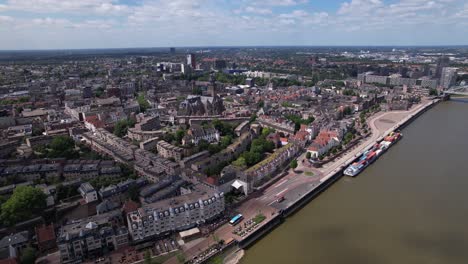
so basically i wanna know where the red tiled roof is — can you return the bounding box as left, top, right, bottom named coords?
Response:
left=36, top=224, right=56, bottom=243
left=0, top=259, right=18, bottom=264
left=204, top=177, right=217, bottom=185
left=123, top=200, right=139, bottom=214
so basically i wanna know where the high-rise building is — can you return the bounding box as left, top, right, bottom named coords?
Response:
left=440, top=67, right=458, bottom=89
left=436, top=56, right=450, bottom=78
left=187, top=53, right=196, bottom=68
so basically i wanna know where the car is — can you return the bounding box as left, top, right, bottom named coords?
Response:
left=276, top=196, right=285, bottom=203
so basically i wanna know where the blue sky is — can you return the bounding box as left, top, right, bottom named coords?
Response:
left=0, top=0, right=467, bottom=50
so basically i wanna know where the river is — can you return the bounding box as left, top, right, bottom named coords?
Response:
left=241, top=101, right=468, bottom=264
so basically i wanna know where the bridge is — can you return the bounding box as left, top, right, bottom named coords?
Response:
left=444, top=85, right=468, bottom=96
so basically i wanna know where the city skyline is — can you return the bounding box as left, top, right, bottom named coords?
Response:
left=0, top=0, right=468, bottom=50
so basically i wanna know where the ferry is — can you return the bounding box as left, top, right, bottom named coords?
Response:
left=344, top=131, right=402, bottom=177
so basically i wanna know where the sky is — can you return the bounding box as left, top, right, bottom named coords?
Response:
left=0, top=0, right=467, bottom=50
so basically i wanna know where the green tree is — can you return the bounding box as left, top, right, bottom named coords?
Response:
left=290, top=159, right=298, bottom=171
left=343, top=132, right=354, bottom=145
left=127, top=185, right=140, bottom=203
left=175, top=129, right=186, bottom=143
left=95, top=87, right=105, bottom=98
left=232, top=157, right=247, bottom=168
left=306, top=152, right=311, bottom=159
left=197, top=139, right=210, bottom=152
left=176, top=252, right=186, bottom=264
left=137, top=93, right=151, bottom=112
left=47, top=136, right=79, bottom=159
left=220, top=135, right=233, bottom=148
left=249, top=114, right=257, bottom=123
left=114, top=119, right=135, bottom=138
left=163, top=133, right=175, bottom=143
left=1, top=186, right=47, bottom=226
left=192, top=87, right=203, bottom=95
left=144, top=250, right=152, bottom=264
left=257, top=100, right=265, bottom=108
left=20, top=247, right=36, bottom=264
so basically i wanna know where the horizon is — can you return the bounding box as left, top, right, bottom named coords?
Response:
left=0, top=0, right=468, bottom=49
left=1, top=44, right=468, bottom=53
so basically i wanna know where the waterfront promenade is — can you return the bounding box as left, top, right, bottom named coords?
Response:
left=161, top=99, right=438, bottom=264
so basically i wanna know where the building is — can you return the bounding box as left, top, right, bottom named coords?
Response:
left=57, top=211, right=128, bottom=263
left=243, top=143, right=300, bottom=189
left=157, top=140, right=187, bottom=161
left=436, top=56, right=450, bottom=78
left=35, top=224, right=57, bottom=253
left=182, top=125, right=220, bottom=146
left=307, top=130, right=341, bottom=159
left=440, top=67, right=458, bottom=89
left=0, top=140, right=20, bottom=159
left=0, top=231, right=29, bottom=257
left=127, top=187, right=224, bottom=242
left=187, top=53, right=196, bottom=68
left=78, top=182, right=98, bottom=204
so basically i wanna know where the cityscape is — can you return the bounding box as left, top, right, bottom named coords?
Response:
left=1, top=1, right=468, bottom=264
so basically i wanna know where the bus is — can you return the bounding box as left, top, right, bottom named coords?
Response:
left=229, top=214, right=243, bottom=226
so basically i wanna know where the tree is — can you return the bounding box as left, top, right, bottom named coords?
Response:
left=197, top=139, right=210, bottom=152
left=127, top=185, right=140, bottom=203
left=257, top=100, right=265, bottom=108
left=163, top=133, right=175, bottom=143
left=137, top=93, right=151, bottom=112
left=1, top=186, right=47, bottom=226
left=192, top=87, right=203, bottom=95
left=144, top=250, right=152, bottom=264
left=175, top=129, right=186, bottom=143
left=306, top=152, right=311, bottom=159
left=20, top=247, right=36, bottom=264
left=343, top=132, right=354, bottom=145
left=290, top=159, right=298, bottom=171
left=47, top=136, right=79, bottom=159
left=249, top=114, right=257, bottom=123
left=232, top=157, right=247, bottom=168
left=114, top=119, right=135, bottom=138
left=176, top=252, right=186, bottom=264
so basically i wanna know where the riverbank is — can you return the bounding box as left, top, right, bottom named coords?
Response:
left=241, top=99, right=468, bottom=264
left=162, top=99, right=440, bottom=264
left=233, top=99, right=440, bottom=260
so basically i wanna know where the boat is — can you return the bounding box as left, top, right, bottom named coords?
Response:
left=343, top=131, right=402, bottom=177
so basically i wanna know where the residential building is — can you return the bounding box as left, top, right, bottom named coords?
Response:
left=35, top=224, right=57, bottom=253
left=127, top=186, right=224, bottom=242
left=182, top=125, right=220, bottom=146
left=440, top=67, right=458, bottom=89
left=57, top=211, right=128, bottom=263
left=78, top=182, right=98, bottom=204
left=157, top=140, right=187, bottom=161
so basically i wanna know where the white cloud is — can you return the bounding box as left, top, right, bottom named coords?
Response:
left=245, top=6, right=272, bottom=15
left=0, top=0, right=467, bottom=48
left=248, top=0, right=308, bottom=7
left=338, top=0, right=383, bottom=15
left=279, top=10, right=309, bottom=18
left=1, top=0, right=130, bottom=15
left=0, top=15, right=14, bottom=23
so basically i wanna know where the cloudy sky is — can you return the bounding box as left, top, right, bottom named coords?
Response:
left=0, top=0, right=467, bottom=50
